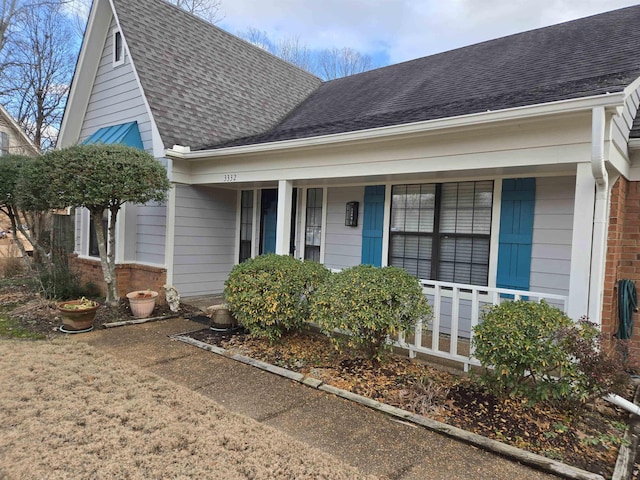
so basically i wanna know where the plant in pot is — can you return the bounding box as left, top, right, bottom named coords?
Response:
left=126, top=289, right=159, bottom=319
left=57, top=297, right=100, bottom=333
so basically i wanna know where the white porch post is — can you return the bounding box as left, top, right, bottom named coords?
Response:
left=568, top=162, right=595, bottom=320
left=275, top=180, right=293, bottom=255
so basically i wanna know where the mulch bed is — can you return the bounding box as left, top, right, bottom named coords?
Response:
left=185, top=327, right=634, bottom=478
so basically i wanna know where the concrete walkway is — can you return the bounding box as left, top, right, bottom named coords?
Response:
left=72, top=318, right=558, bottom=480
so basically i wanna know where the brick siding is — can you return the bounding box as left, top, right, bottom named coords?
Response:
left=602, top=177, right=640, bottom=369
left=71, top=255, right=166, bottom=304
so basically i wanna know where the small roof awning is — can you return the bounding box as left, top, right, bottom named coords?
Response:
left=81, top=121, right=144, bottom=149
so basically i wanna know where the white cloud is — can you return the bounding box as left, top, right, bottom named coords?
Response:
left=219, top=0, right=640, bottom=64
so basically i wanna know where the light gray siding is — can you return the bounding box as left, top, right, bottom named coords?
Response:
left=76, top=16, right=166, bottom=264
left=530, top=176, right=574, bottom=297
left=172, top=185, right=236, bottom=296
left=78, top=16, right=153, bottom=147
left=323, top=186, right=364, bottom=270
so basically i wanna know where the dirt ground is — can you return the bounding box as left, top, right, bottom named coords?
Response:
left=0, top=339, right=375, bottom=480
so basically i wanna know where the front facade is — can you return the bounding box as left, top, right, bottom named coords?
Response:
left=59, top=0, right=640, bottom=368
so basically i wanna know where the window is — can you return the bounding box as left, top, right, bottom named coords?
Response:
left=390, top=180, right=493, bottom=285
left=239, top=190, right=253, bottom=263
left=113, top=30, right=124, bottom=66
left=304, top=188, right=323, bottom=262
left=0, top=131, right=8, bottom=156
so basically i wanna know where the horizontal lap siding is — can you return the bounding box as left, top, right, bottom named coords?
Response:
left=136, top=202, right=166, bottom=264
left=173, top=186, right=236, bottom=296
left=324, top=187, right=364, bottom=270
left=529, top=176, right=574, bottom=301
left=78, top=16, right=153, bottom=150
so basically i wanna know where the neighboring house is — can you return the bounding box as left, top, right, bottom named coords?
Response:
left=0, top=105, right=39, bottom=157
left=58, top=0, right=640, bottom=368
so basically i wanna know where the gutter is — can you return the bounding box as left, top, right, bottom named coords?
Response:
left=588, top=106, right=610, bottom=324
left=166, top=92, right=624, bottom=160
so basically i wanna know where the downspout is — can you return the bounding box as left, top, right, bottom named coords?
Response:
left=588, top=106, right=609, bottom=325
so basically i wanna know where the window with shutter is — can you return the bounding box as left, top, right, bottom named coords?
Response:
left=389, top=180, right=493, bottom=285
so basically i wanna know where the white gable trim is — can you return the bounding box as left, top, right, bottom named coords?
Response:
left=108, top=0, right=165, bottom=157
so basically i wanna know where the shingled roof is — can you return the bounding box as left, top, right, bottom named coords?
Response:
left=112, top=0, right=322, bottom=149
left=201, top=5, right=640, bottom=150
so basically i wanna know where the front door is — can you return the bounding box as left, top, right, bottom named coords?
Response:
left=260, top=189, right=277, bottom=254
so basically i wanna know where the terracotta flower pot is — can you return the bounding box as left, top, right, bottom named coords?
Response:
left=58, top=299, right=99, bottom=333
left=126, top=290, right=158, bottom=318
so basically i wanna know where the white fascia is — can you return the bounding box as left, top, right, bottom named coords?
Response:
left=166, top=92, right=625, bottom=160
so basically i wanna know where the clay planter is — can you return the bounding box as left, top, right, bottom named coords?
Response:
left=126, top=290, right=159, bottom=319
left=208, top=304, right=238, bottom=331
left=58, top=299, right=99, bottom=333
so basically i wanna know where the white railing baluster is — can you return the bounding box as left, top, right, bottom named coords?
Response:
left=450, top=286, right=459, bottom=357
left=392, top=279, right=568, bottom=371
left=432, top=284, right=441, bottom=351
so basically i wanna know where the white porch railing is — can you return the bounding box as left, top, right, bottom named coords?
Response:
left=393, top=279, right=569, bottom=372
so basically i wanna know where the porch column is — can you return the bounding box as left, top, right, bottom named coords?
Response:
left=568, top=163, right=595, bottom=320
left=275, top=180, right=292, bottom=255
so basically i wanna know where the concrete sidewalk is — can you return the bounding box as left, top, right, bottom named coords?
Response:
left=72, top=318, right=558, bottom=480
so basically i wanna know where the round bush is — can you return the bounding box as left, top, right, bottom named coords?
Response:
left=224, top=254, right=330, bottom=341
left=472, top=300, right=574, bottom=403
left=310, top=265, right=431, bottom=360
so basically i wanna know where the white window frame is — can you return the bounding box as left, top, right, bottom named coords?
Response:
left=112, top=28, right=124, bottom=67
left=0, top=131, right=8, bottom=156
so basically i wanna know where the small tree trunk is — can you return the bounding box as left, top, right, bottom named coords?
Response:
left=6, top=207, right=31, bottom=270
left=91, top=209, right=117, bottom=306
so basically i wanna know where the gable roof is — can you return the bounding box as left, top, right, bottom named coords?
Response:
left=201, top=5, right=640, bottom=150
left=0, top=105, right=39, bottom=156
left=111, top=0, right=322, bottom=150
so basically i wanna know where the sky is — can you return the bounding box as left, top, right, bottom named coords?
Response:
left=218, top=0, right=640, bottom=67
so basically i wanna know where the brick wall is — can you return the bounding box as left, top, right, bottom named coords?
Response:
left=71, top=255, right=167, bottom=304
left=602, top=177, right=640, bottom=368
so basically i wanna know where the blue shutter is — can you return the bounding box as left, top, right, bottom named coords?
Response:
left=361, top=185, right=385, bottom=267
left=496, top=178, right=535, bottom=291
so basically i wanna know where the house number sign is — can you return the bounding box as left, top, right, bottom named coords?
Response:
left=223, top=174, right=237, bottom=182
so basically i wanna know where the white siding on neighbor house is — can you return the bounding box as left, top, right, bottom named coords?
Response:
left=530, top=176, right=574, bottom=299
left=172, top=185, right=237, bottom=296
left=78, top=17, right=153, bottom=147
left=323, top=186, right=364, bottom=270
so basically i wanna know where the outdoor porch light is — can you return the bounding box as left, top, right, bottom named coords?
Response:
left=345, top=201, right=359, bottom=227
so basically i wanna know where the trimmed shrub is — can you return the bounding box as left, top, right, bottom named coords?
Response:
left=472, top=300, right=630, bottom=405
left=224, top=254, right=330, bottom=341
left=310, top=265, right=431, bottom=360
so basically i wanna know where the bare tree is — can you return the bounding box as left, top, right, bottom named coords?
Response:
left=3, top=2, right=75, bottom=151
left=171, top=0, right=222, bottom=23
left=237, top=29, right=375, bottom=79
left=318, top=47, right=374, bottom=80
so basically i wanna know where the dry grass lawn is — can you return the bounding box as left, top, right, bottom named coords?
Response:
left=0, top=339, right=374, bottom=480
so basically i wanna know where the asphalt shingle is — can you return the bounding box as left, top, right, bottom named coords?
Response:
left=199, top=5, right=640, bottom=150
left=112, top=0, right=322, bottom=149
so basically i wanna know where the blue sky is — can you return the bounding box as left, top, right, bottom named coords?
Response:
left=218, top=0, right=640, bottom=67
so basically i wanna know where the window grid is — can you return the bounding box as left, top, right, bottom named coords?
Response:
left=304, top=188, right=322, bottom=262
left=239, top=190, right=253, bottom=263
left=390, top=181, right=493, bottom=285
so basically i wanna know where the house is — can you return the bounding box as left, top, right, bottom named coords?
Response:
left=0, top=104, right=39, bottom=157
left=59, top=0, right=640, bottom=368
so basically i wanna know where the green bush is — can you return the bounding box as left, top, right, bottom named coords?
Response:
left=310, top=265, right=431, bottom=360
left=472, top=300, right=574, bottom=403
left=472, top=300, right=629, bottom=405
left=224, top=254, right=330, bottom=341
